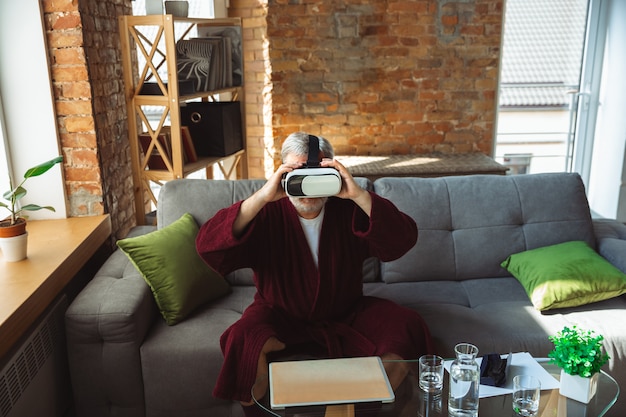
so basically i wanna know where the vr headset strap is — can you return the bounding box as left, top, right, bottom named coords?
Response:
left=307, top=135, right=320, bottom=167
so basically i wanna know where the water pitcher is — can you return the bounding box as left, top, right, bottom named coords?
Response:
left=448, top=343, right=480, bottom=416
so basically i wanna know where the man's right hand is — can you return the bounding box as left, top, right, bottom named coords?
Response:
left=232, top=163, right=300, bottom=237
left=256, top=163, right=298, bottom=203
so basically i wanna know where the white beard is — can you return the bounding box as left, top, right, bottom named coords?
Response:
left=289, top=196, right=327, bottom=217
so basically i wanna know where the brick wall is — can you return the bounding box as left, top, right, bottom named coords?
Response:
left=231, top=0, right=503, bottom=177
left=43, top=0, right=135, bottom=241
left=41, top=0, right=504, bottom=237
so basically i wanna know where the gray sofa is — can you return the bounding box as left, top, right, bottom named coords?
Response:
left=65, top=173, right=626, bottom=417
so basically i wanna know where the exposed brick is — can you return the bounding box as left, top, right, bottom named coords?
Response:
left=441, top=14, right=459, bottom=26
left=47, top=29, right=83, bottom=48
left=52, top=47, right=86, bottom=65
left=68, top=182, right=104, bottom=197
left=67, top=148, right=100, bottom=166
left=61, top=81, right=92, bottom=99
left=51, top=66, right=89, bottom=82
left=64, top=166, right=101, bottom=182
left=61, top=133, right=98, bottom=148
left=64, top=115, right=95, bottom=133
left=51, top=13, right=83, bottom=31
left=42, top=0, right=79, bottom=14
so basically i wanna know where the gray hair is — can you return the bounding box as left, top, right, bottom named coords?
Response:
left=281, top=132, right=335, bottom=162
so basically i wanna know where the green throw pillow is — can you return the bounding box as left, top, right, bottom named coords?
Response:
left=117, top=213, right=230, bottom=325
left=501, top=240, right=626, bottom=311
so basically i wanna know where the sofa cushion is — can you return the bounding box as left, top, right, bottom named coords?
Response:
left=364, top=277, right=626, bottom=363
left=501, top=240, right=626, bottom=311
left=157, top=179, right=267, bottom=229
left=364, top=277, right=562, bottom=357
left=374, top=173, right=595, bottom=283
left=140, top=286, right=256, bottom=417
left=117, top=213, right=230, bottom=325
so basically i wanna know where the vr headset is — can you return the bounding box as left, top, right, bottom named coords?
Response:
left=282, top=135, right=342, bottom=198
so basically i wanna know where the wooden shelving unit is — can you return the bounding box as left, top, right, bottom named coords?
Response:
left=119, top=14, right=248, bottom=224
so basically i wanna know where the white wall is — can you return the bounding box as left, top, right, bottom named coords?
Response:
left=495, top=109, right=572, bottom=174
left=0, top=1, right=67, bottom=220
left=588, top=0, right=626, bottom=220
left=212, top=0, right=228, bottom=18
left=135, top=0, right=215, bottom=17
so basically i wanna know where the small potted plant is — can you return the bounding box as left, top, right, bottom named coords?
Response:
left=548, top=325, right=610, bottom=403
left=0, top=156, right=63, bottom=261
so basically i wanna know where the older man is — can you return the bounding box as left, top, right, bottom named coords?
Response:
left=196, top=132, right=432, bottom=416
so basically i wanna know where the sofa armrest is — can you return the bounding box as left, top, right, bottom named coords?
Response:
left=593, top=219, right=626, bottom=273
left=65, top=228, right=158, bottom=417
left=593, top=218, right=626, bottom=240
left=598, top=238, right=626, bottom=274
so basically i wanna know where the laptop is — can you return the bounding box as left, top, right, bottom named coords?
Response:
left=269, top=356, right=395, bottom=410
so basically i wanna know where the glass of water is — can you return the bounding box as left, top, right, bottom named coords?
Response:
left=513, top=375, right=541, bottom=416
left=418, top=354, right=444, bottom=393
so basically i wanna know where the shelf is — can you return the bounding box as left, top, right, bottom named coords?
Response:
left=119, top=14, right=248, bottom=225
left=142, top=151, right=244, bottom=181
left=135, top=86, right=242, bottom=102
left=127, top=15, right=242, bottom=26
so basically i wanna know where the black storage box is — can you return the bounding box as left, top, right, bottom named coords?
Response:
left=180, top=102, right=243, bottom=157
left=139, top=81, right=196, bottom=96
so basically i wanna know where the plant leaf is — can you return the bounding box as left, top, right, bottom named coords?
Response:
left=4, top=186, right=27, bottom=201
left=23, top=156, right=63, bottom=179
left=548, top=325, right=610, bottom=377
left=20, top=204, right=56, bottom=212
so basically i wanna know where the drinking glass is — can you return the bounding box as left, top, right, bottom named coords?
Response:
left=419, top=354, right=444, bottom=393
left=512, top=374, right=541, bottom=417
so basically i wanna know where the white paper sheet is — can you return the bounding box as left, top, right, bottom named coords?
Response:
left=444, top=352, right=560, bottom=398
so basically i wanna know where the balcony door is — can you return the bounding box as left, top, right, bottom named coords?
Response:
left=495, top=0, right=605, bottom=186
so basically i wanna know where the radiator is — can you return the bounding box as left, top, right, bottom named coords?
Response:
left=0, top=295, right=71, bottom=417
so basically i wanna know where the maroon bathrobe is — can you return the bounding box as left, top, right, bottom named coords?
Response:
left=196, top=192, right=433, bottom=402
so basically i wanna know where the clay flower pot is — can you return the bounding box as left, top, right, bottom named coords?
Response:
left=0, top=156, right=63, bottom=262
left=0, top=217, right=27, bottom=237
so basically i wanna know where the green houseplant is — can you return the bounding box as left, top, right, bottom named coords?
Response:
left=0, top=156, right=63, bottom=261
left=548, top=325, right=610, bottom=403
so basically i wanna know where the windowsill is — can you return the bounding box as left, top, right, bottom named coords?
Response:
left=0, top=215, right=111, bottom=360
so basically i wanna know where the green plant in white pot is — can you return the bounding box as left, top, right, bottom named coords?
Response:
left=548, top=325, right=610, bottom=403
left=0, top=156, right=63, bottom=261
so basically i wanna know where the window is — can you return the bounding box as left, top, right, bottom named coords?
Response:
left=495, top=0, right=590, bottom=175
left=0, top=2, right=66, bottom=221
left=0, top=96, right=10, bottom=220
left=132, top=0, right=215, bottom=18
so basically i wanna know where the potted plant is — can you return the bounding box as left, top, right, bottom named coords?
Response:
left=0, top=156, right=63, bottom=261
left=548, top=325, right=610, bottom=403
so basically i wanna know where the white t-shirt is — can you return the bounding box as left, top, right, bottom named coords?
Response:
left=298, top=207, right=324, bottom=267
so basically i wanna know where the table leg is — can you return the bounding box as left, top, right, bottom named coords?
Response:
left=324, top=404, right=354, bottom=417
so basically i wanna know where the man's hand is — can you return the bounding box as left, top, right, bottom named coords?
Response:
left=321, top=158, right=372, bottom=216
left=232, top=163, right=301, bottom=236
left=255, top=162, right=300, bottom=204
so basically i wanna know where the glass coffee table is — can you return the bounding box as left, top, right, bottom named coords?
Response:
left=253, top=358, right=619, bottom=417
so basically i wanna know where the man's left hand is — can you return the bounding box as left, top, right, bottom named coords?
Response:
left=321, top=158, right=372, bottom=216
